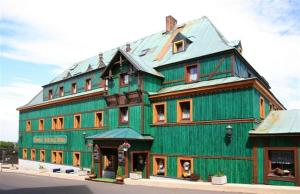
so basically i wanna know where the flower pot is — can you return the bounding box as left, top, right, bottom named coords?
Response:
left=212, top=176, right=227, bottom=185
left=129, top=172, right=142, bottom=180
left=116, top=176, right=124, bottom=184
left=89, top=174, right=97, bottom=179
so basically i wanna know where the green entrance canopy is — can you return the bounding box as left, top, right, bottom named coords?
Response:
left=250, top=109, right=300, bottom=136
left=86, top=128, right=153, bottom=140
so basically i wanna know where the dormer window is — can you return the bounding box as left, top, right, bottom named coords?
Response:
left=85, top=79, right=92, bottom=91
left=48, top=89, right=53, bottom=100
left=173, top=40, right=185, bottom=53
left=59, top=86, right=64, bottom=97
left=120, top=73, right=129, bottom=86
left=185, top=64, right=198, bottom=82
left=71, top=83, right=77, bottom=94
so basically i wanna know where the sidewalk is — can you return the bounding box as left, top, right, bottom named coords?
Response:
left=2, top=168, right=86, bottom=181
left=125, top=176, right=300, bottom=194
left=2, top=167, right=300, bottom=194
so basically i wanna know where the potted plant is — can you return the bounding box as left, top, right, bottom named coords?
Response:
left=116, top=166, right=124, bottom=184
left=129, top=169, right=142, bottom=180
left=211, top=171, right=227, bottom=185
left=88, top=167, right=97, bottom=179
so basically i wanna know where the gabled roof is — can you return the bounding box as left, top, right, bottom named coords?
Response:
left=250, top=110, right=300, bottom=136
left=86, top=127, right=153, bottom=140
left=47, top=16, right=237, bottom=85
left=101, top=48, right=164, bottom=78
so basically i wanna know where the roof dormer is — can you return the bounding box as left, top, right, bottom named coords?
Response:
left=172, top=32, right=192, bottom=54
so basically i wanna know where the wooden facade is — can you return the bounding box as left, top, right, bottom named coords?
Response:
left=17, top=16, right=298, bottom=186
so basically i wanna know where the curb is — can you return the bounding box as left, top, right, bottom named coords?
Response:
left=124, top=178, right=300, bottom=194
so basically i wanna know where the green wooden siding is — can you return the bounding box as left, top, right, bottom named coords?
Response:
left=43, top=70, right=103, bottom=101
left=158, top=54, right=232, bottom=88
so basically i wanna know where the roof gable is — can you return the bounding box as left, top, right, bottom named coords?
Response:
left=101, top=48, right=164, bottom=78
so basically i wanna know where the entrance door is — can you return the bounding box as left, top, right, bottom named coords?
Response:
left=131, top=152, right=150, bottom=178
left=100, top=148, right=118, bottom=178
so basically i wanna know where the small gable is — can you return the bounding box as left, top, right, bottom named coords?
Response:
left=172, top=32, right=192, bottom=54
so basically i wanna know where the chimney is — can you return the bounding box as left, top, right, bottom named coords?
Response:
left=126, top=43, right=131, bottom=52
left=98, top=52, right=104, bottom=67
left=166, top=15, right=177, bottom=32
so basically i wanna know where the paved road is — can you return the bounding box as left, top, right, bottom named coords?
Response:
left=0, top=172, right=242, bottom=194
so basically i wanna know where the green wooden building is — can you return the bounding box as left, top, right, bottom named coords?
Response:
left=17, top=16, right=300, bottom=186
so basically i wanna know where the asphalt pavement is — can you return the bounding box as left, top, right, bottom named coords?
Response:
left=0, top=172, right=243, bottom=194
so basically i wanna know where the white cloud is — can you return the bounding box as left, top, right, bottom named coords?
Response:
left=0, top=81, right=41, bottom=142
left=0, top=0, right=300, bottom=141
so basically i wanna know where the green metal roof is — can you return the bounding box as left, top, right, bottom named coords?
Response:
left=18, top=88, right=104, bottom=109
left=48, top=16, right=237, bottom=85
left=250, top=110, right=300, bottom=135
left=86, top=128, right=153, bottom=140
left=149, top=77, right=251, bottom=95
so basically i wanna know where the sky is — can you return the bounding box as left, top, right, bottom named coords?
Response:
left=0, top=0, right=300, bottom=142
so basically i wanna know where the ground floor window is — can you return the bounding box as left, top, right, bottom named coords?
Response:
left=153, top=155, right=167, bottom=176
left=22, top=148, right=27, bottom=159
left=73, top=152, right=80, bottom=167
left=268, top=150, right=295, bottom=178
left=51, top=151, right=63, bottom=164
left=40, top=150, right=45, bottom=162
left=30, top=149, right=36, bottom=160
left=177, top=157, right=193, bottom=178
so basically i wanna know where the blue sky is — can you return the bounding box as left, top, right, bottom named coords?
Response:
left=0, top=0, right=300, bottom=142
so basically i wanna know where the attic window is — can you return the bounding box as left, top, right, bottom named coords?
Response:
left=71, top=83, right=77, bottom=94
left=59, top=86, right=64, bottom=97
left=48, top=89, right=53, bottom=100
left=120, top=73, right=129, bottom=86
left=85, top=79, right=92, bottom=91
left=173, top=40, right=185, bottom=53
left=139, top=48, right=150, bottom=56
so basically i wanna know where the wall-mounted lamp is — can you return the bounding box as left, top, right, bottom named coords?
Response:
left=82, top=132, right=87, bottom=144
left=225, top=125, right=233, bottom=145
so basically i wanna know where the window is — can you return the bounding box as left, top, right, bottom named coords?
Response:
left=119, top=107, right=128, bottom=124
left=48, top=89, right=53, bottom=100
left=52, top=151, right=63, bottom=164
left=31, top=149, right=36, bottom=160
left=58, top=117, right=64, bottom=129
left=59, top=86, right=64, bottom=97
left=177, top=99, right=193, bottom=122
left=52, top=118, right=58, bottom=129
left=26, top=120, right=31, bottom=131
left=74, top=114, right=81, bottom=129
left=120, top=73, right=129, bottom=86
left=85, top=79, right=92, bottom=91
left=71, top=83, right=77, bottom=94
left=153, top=156, right=167, bottom=176
left=52, top=117, right=63, bottom=130
left=38, top=119, right=44, bottom=131
left=260, top=96, right=265, bottom=119
left=95, top=111, right=103, bottom=128
left=73, top=152, right=80, bottom=167
left=185, top=64, right=198, bottom=82
left=23, top=148, right=27, bottom=159
left=177, top=157, right=193, bottom=178
left=173, top=40, right=185, bottom=53
left=40, top=150, right=45, bottom=162
left=268, top=150, right=296, bottom=179
left=153, top=102, right=167, bottom=124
